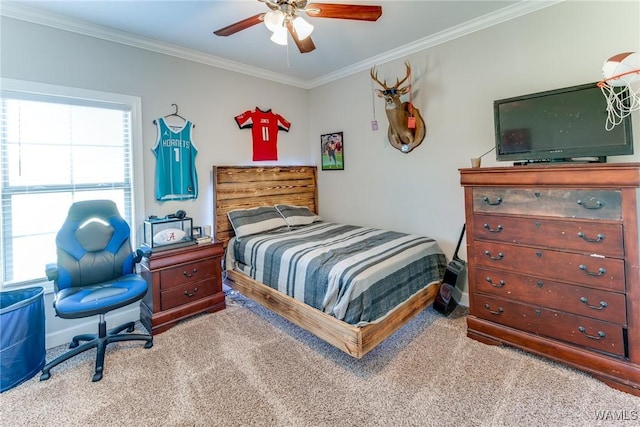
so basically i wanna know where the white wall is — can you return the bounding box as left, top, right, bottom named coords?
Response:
left=310, top=0, right=640, bottom=304
left=1, top=16, right=311, bottom=347
left=2, top=1, right=639, bottom=346
left=0, top=16, right=312, bottom=234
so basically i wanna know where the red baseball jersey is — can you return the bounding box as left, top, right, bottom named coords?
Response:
left=234, top=108, right=291, bottom=161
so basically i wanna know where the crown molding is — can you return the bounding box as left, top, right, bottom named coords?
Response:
left=1, top=1, right=564, bottom=90
left=307, top=0, right=564, bottom=88
left=0, top=2, right=309, bottom=88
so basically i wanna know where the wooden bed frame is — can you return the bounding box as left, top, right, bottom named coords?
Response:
left=213, top=165, right=440, bottom=358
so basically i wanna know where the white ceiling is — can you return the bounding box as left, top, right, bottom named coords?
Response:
left=2, top=1, right=561, bottom=88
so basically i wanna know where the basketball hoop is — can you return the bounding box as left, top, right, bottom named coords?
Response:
left=597, top=52, right=640, bottom=131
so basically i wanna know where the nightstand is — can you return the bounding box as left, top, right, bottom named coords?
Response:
left=139, top=241, right=225, bottom=334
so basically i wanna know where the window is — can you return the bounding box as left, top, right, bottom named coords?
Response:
left=1, top=79, right=144, bottom=289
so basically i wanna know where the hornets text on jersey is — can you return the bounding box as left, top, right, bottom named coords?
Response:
left=153, top=117, right=198, bottom=201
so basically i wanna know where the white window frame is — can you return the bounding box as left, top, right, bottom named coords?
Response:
left=0, top=78, right=145, bottom=291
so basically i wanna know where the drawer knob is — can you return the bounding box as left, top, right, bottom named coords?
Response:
left=482, top=196, right=503, bottom=206
left=579, top=297, right=608, bottom=310
left=184, top=287, right=199, bottom=297
left=485, top=277, right=505, bottom=288
left=577, top=199, right=604, bottom=210
left=484, top=304, right=503, bottom=315
left=578, top=326, right=606, bottom=340
left=183, top=268, right=198, bottom=278
left=577, top=232, right=605, bottom=243
left=484, top=250, right=504, bottom=261
left=483, top=223, right=503, bottom=233
left=578, top=265, right=606, bottom=277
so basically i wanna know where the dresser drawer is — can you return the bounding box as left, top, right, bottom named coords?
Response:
left=473, top=214, right=624, bottom=257
left=474, top=294, right=626, bottom=357
left=159, top=258, right=219, bottom=290
left=161, top=278, right=217, bottom=311
left=473, top=241, right=625, bottom=291
left=473, top=188, right=622, bottom=220
left=474, top=267, right=627, bottom=324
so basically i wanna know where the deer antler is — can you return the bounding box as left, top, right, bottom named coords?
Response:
left=370, top=66, right=389, bottom=90
left=371, top=62, right=412, bottom=91
left=394, top=62, right=411, bottom=89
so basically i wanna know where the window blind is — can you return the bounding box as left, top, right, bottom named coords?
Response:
left=1, top=86, right=136, bottom=288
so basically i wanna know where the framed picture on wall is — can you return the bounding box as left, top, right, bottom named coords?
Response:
left=321, top=132, right=344, bottom=170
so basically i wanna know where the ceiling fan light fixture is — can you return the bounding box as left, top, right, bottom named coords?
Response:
left=292, top=16, right=314, bottom=40
left=264, top=10, right=285, bottom=32
left=270, top=26, right=288, bottom=45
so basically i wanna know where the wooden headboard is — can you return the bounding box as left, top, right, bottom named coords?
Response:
left=213, top=166, right=318, bottom=245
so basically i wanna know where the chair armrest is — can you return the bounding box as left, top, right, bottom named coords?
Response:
left=135, top=245, right=152, bottom=263
left=45, top=263, right=58, bottom=281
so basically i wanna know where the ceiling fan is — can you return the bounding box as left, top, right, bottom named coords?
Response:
left=213, top=0, right=382, bottom=54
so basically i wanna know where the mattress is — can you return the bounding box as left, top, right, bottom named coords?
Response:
left=225, top=222, right=447, bottom=325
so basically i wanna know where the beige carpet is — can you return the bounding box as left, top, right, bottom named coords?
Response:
left=1, top=295, right=639, bottom=426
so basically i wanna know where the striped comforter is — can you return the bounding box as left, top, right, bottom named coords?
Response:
left=225, top=222, right=447, bottom=325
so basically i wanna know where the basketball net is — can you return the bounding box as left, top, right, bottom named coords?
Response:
left=597, top=68, right=640, bottom=131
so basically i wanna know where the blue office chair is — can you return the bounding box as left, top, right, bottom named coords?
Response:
left=41, top=200, right=153, bottom=382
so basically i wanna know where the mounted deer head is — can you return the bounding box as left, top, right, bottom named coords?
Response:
left=370, top=62, right=426, bottom=153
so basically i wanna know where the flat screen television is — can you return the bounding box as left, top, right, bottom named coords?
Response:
left=494, top=82, right=634, bottom=163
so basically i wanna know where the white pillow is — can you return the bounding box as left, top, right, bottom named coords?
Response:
left=227, top=206, right=288, bottom=238
left=275, top=204, right=322, bottom=226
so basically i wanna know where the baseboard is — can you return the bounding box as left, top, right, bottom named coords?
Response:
left=453, top=289, right=469, bottom=307
left=45, top=305, right=141, bottom=349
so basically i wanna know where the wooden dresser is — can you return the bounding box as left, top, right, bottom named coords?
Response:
left=460, top=163, right=640, bottom=396
left=140, top=242, right=226, bottom=334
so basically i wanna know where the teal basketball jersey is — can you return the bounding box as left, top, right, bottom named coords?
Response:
left=153, top=117, right=198, bottom=201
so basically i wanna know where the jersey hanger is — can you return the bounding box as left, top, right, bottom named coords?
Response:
left=153, top=104, right=195, bottom=128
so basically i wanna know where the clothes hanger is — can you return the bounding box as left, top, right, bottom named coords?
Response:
left=153, top=104, right=195, bottom=128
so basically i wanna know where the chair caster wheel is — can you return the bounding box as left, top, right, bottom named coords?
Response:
left=144, top=340, right=153, bottom=349
left=92, top=372, right=103, bottom=382
left=40, top=372, right=51, bottom=381
left=126, top=324, right=135, bottom=333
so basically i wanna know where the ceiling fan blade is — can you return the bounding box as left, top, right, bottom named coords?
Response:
left=214, top=13, right=265, bottom=36
left=305, top=3, right=382, bottom=21
left=287, top=21, right=316, bottom=54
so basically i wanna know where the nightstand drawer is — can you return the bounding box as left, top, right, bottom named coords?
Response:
left=161, top=278, right=216, bottom=311
left=473, top=188, right=622, bottom=220
left=474, top=267, right=627, bottom=324
left=160, top=258, right=219, bottom=290
left=473, top=214, right=624, bottom=257
left=473, top=241, right=625, bottom=291
left=474, top=294, right=626, bottom=357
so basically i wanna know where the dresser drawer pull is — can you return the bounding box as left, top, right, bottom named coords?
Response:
left=577, top=232, right=605, bottom=243
left=484, top=250, right=504, bottom=260
left=579, top=297, right=608, bottom=310
left=183, top=268, right=198, bottom=278
left=578, top=326, right=606, bottom=340
left=577, top=199, right=604, bottom=210
left=483, top=223, right=503, bottom=233
left=482, top=196, right=502, bottom=206
left=484, top=304, right=503, bottom=315
left=485, top=277, right=505, bottom=288
left=579, top=265, right=606, bottom=276
left=184, top=287, right=199, bottom=297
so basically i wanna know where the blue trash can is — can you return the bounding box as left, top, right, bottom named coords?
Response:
left=0, top=286, right=45, bottom=392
